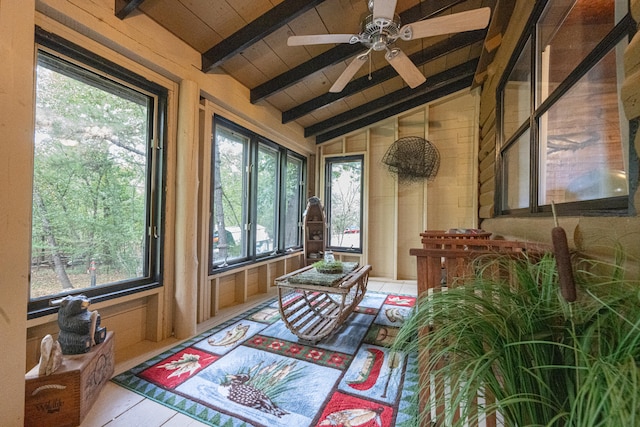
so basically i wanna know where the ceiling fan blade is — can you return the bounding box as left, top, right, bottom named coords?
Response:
left=287, top=34, right=357, bottom=46
left=330, top=52, right=369, bottom=93
left=373, top=0, right=398, bottom=25
left=400, top=7, right=491, bottom=40
left=385, top=48, right=426, bottom=88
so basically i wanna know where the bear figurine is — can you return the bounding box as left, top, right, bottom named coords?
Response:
left=57, top=295, right=107, bottom=355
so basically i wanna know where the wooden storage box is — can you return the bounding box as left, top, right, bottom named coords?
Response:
left=25, top=331, right=114, bottom=427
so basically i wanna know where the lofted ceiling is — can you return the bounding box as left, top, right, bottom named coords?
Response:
left=115, top=0, right=511, bottom=143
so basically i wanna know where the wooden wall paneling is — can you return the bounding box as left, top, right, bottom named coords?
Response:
left=368, top=122, right=397, bottom=279
left=479, top=157, right=496, bottom=186
left=238, top=270, right=248, bottom=304
left=98, top=298, right=149, bottom=356
left=397, top=181, right=424, bottom=279
left=479, top=146, right=496, bottom=176
left=397, top=110, right=428, bottom=279
left=479, top=188, right=495, bottom=206
left=426, top=92, right=479, bottom=229
left=213, top=278, right=220, bottom=317
left=345, top=131, right=367, bottom=153
left=624, top=31, right=640, bottom=76
left=631, top=0, right=640, bottom=23
left=144, top=292, right=162, bottom=342
left=479, top=125, right=496, bottom=161
left=270, top=259, right=285, bottom=283
left=246, top=266, right=261, bottom=297
left=322, top=140, right=345, bottom=155
left=283, top=256, right=301, bottom=275
left=218, top=274, right=237, bottom=309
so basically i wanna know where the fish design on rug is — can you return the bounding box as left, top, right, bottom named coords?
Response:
left=384, top=307, right=406, bottom=323
left=207, top=323, right=249, bottom=347
left=319, top=407, right=384, bottom=426
left=218, top=373, right=288, bottom=417
left=347, top=348, right=384, bottom=391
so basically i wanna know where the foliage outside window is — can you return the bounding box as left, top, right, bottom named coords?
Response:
left=498, top=0, right=633, bottom=215
left=325, top=156, right=363, bottom=252
left=30, top=29, right=166, bottom=317
left=210, top=117, right=305, bottom=271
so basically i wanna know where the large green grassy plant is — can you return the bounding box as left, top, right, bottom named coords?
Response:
left=393, top=251, right=640, bottom=426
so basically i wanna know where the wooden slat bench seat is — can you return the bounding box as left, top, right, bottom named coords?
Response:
left=411, top=236, right=551, bottom=426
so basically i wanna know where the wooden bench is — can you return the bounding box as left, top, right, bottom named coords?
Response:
left=412, top=238, right=550, bottom=295
left=411, top=238, right=551, bottom=426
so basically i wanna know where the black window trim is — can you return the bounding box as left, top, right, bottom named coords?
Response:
left=324, top=154, right=364, bottom=254
left=209, top=115, right=307, bottom=274
left=29, top=27, right=167, bottom=319
left=495, top=2, right=636, bottom=218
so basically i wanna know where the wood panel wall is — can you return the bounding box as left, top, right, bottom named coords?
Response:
left=320, top=90, right=481, bottom=280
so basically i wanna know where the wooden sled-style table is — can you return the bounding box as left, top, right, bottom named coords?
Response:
left=275, top=263, right=371, bottom=343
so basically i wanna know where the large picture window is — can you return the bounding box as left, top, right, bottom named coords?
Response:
left=30, top=29, right=166, bottom=317
left=325, top=156, right=363, bottom=252
left=210, top=117, right=306, bottom=271
left=498, top=0, right=633, bottom=215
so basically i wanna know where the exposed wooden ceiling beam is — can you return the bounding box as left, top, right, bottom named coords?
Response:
left=114, top=0, right=146, bottom=20
left=282, top=29, right=486, bottom=123
left=251, top=43, right=362, bottom=104
left=250, top=0, right=469, bottom=103
left=315, top=74, right=473, bottom=143
left=307, top=58, right=479, bottom=140
left=201, top=0, right=326, bottom=72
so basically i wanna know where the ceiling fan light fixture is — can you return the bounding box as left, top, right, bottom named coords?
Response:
left=371, top=34, right=388, bottom=51
left=287, top=0, right=491, bottom=93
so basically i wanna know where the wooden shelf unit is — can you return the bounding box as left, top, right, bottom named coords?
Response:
left=303, top=198, right=326, bottom=266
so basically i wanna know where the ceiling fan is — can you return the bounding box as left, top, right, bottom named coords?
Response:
left=288, top=0, right=491, bottom=92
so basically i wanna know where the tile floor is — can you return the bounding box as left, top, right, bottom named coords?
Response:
left=78, top=278, right=418, bottom=427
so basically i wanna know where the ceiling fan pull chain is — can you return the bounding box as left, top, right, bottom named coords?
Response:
left=368, top=54, right=372, bottom=81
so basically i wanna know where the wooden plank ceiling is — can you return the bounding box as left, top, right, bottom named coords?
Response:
left=116, top=0, right=502, bottom=143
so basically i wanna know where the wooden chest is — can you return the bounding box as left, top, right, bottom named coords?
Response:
left=25, top=331, right=114, bottom=427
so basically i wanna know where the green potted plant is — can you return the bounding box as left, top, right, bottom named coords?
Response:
left=312, top=259, right=344, bottom=274
left=393, top=247, right=640, bottom=426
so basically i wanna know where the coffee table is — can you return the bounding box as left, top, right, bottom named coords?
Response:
left=275, top=263, right=371, bottom=343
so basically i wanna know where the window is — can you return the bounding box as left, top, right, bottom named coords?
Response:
left=325, top=156, right=363, bottom=252
left=498, top=0, right=633, bottom=215
left=210, top=117, right=305, bottom=271
left=30, top=28, right=166, bottom=317
left=284, top=155, right=304, bottom=248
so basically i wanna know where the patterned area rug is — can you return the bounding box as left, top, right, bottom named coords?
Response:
left=112, top=291, right=418, bottom=426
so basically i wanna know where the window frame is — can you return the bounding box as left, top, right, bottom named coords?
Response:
left=209, top=116, right=306, bottom=273
left=324, top=155, right=364, bottom=253
left=29, top=27, right=167, bottom=319
left=496, top=1, right=637, bottom=217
